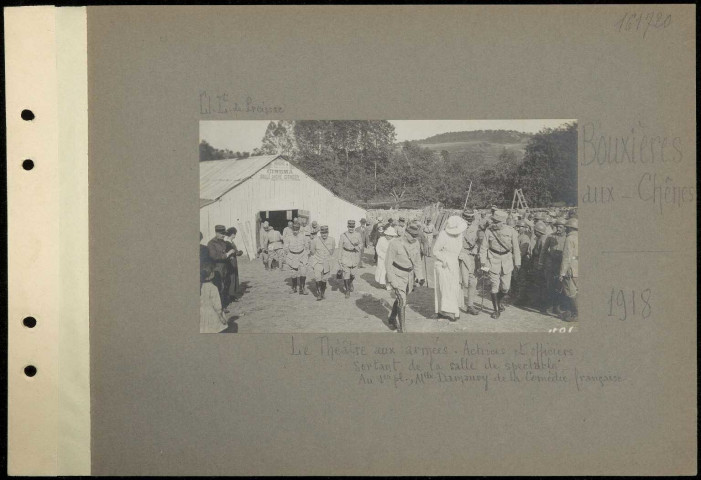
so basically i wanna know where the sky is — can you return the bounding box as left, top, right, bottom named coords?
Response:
left=200, top=119, right=575, bottom=153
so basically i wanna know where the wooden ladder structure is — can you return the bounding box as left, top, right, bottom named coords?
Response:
left=510, top=188, right=529, bottom=213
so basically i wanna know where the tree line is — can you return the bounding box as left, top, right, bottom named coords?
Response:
left=200, top=120, right=578, bottom=208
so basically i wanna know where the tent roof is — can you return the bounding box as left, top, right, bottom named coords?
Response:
left=199, top=154, right=366, bottom=211
left=199, top=155, right=281, bottom=202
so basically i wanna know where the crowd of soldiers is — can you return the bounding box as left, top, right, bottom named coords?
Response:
left=201, top=206, right=578, bottom=333
left=458, top=206, right=579, bottom=324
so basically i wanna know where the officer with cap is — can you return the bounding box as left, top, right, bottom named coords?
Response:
left=207, top=225, right=235, bottom=309
left=262, top=224, right=284, bottom=271
left=479, top=210, right=521, bottom=318
left=284, top=223, right=310, bottom=295
left=458, top=209, right=480, bottom=315
left=542, top=217, right=567, bottom=315
left=559, top=218, right=578, bottom=322
left=310, top=225, right=336, bottom=300
left=385, top=222, right=425, bottom=332
left=338, top=220, right=363, bottom=298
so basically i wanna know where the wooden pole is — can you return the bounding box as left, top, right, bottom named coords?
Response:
left=462, top=180, right=472, bottom=210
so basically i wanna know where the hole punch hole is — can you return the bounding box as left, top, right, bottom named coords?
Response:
left=21, top=109, right=35, bottom=121
left=24, top=365, right=37, bottom=377
left=23, top=317, right=37, bottom=328
left=22, top=159, right=34, bottom=171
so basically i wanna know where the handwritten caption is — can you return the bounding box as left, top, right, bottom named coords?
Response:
left=199, top=91, right=285, bottom=115
left=608, top=288, right=652, bottom=321
left=579, top=122, right=694, bottom=214
left=289, top=336, right=623, bottom=392
left=614, top=11, right=672, bottom=39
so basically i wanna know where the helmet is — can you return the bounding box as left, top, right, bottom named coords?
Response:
left=534, top=221, right=547, bottom=235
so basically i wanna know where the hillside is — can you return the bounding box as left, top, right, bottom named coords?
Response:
left=407, top=129, right=532, bottom=166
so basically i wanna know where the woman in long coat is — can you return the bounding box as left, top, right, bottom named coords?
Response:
left=432, top=215, right=467, bottom=321
left=225, top=227, right=244, bottom=301
left=374, top=226, right=394, bottom=289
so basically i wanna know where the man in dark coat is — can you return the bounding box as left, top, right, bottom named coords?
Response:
left=208, top=225, right=234, bottom=310
left=225, top=227, right=244, bottom=302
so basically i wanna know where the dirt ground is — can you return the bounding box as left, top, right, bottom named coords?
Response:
left=221, top=250, right=578, bottom=334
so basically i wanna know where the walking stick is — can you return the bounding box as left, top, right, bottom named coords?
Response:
left=423, top=253, right=430, bottom=288
left=463, top=180, right=473, bottom=210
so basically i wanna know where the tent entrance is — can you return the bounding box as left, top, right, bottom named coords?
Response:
left=257, top=210, right=298, bottom=242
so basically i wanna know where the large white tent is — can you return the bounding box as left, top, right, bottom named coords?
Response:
left=200, top=155, right=367, bottom=259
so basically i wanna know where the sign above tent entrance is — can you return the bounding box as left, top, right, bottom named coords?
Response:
left=258, top=158, right=300, bottom=181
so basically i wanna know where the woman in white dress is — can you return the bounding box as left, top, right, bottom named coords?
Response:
left=374, top=226, right=396, bottom=289
left=432, top=215, right=467, bottom=321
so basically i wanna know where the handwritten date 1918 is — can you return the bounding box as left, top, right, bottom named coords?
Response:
left=608, top=288, right=652, bottom=321
left=614, top=12, right=671, bottom=39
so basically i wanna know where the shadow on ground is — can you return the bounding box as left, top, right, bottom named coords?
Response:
left=355, top=294, right=394, bottom=331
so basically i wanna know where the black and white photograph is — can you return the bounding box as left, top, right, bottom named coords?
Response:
left=199, top=119, right=578, bottom=333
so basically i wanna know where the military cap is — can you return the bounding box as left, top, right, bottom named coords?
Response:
left=347, top=220, right=356, bottom=227
left=360, top=218, right=367, bottom=224
left=462, top=209, right=475, bottom=220
left=566, top=218, right=578, bottom=230
left=492, top=210, right=508, bottom=223
left=554, top=217, right=567, bottom=226
left=406, top=222, right=421, bottom=237
left=320, top=225, right=329, bottom=233
left=311, top=220, right=318, bottom=227
left=215, top=225, right=226, bottom=233
left=226, top=226, right=237, bottom=235
left=534, top=221, right=547, bottom=235
left=292, top=224, right=300, bottom=231
left=398, top=217, right=406, bottom=224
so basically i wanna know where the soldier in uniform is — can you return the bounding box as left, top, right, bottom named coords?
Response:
left=479, top=210, right=521, bottom=319
left=263, top=225, right=284, bottom=271
left=396, top=217, right=407, bottom=237
left=338, top=220, right=363, bottom=298
left=559, top=218, right=578, bottom=322
left=207, top=225, right=235, bottom=310
left=284, top=224, right=310, bottom=295
left=309, top=220, right=320, bottom=238
left=458, top=209, right=480, bottom=316
left=309, top=225, right=336, bottom=300
left=282, top=220, right=294, bottom=240
left=370, top=216, right=384, bottom=264
left=385, top=222, right=425, bottom=332
left=258, top=220, right=269, bottom=265
left=421, top=218, right=435, bottom=257
left=527, top=220, right=548, bottom=311
left=357, top=218, right=368, bottom=268
left=512, top=220, right=533, bottom=305
left=542, top=217, right=567, bottom=315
